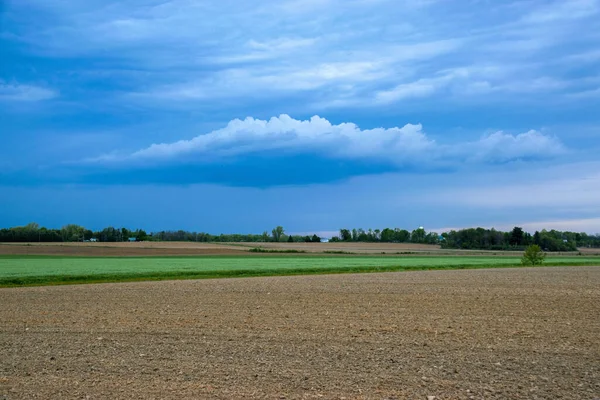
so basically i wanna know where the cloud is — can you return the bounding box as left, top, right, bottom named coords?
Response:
left=375, top=79, right=440, bottom=103
left=96, top=115, right=432, bottom=163
left=458, top=130, right=567, bottom=163
left=523, top=0, right=599, bottom=23
left=375, top=71, right=462, bottom=103
left=91, top=115, right=565, bottom=167
left=128, top=39, right=461, bottom=103
left=0, top=81, right=57, bottom=102
left=5, top=0, right=599, bottom=111
left=373, top=68, right=576, bottom=104
left=210, top=37, right=318, bottom=64
left=138, top=60, right=388, bottom=101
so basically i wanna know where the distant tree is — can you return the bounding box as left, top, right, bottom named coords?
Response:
left=287, top=235, right=293, bottom=243
left=262, top=231, right=270, bottom=242
left=367, top=229, right=375, bottom=241
left=311, top=234, right=321, bottom=243
left=510, top=227, right=525, bottom=246
left=533, top=231, right=541, bottom=246
left=425, top=232, right=439, bottom=244
left=61, top=224, right=85, bottom=242
left=122, top=227, right=132, bottom=241
left=395, top=229, right=411, bottom=243
left=357, top=229, right=368, bottom=241
left=136, top=229, right=148, bottom=241
left=521, top=244, right=545, bottom=266
left=339, top=229, right=352, bottom=241
left=25, top=222, right=40, bottom=231
left=272, top=226, right=284, bottom=242
left=374, top=229, right=381, bottom=241
left=411, top=227, right=426, bottom=244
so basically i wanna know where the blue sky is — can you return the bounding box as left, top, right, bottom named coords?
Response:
left=1, top=0, right=600, bottom=235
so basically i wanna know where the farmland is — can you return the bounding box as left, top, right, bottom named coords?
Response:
left=1, top=267, right=599, bottom=399
left=1, top=254, right=599, bottom=287
left=1, top=242, right=598, bottom=398
left=2, top=240, right=599, bottom=257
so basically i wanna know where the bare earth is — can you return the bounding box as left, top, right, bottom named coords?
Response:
left=1, top=267, right=599, bottom=399
left=0, top=242, right=446, bottom=257
left=4, top=241, right=591, bottom=257
left=0, top=242, right=251, bottom=256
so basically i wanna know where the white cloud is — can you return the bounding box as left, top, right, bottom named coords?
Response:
left=375, top=71, right=461, bottom=103
left=92, top=114, right=565, bottom=166
left=459, top=130, right=566, bottom=163
left=4, top=0, right=600, bottom=110
left=523, top=0, right=599, bottom=23
left=131, top=39, right=461, bottom=102
left=211, top=37, right=318, bottom=64
left=0, top=81, right=57, bottom=102
left=127, top=115, right=432, bottom=162
left=374, top=69, right=574, bottom=104
left=375, top=79, right=439, bottom=103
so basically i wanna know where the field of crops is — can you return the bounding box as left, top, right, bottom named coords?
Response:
left=1, top=255, right=598, bottom=286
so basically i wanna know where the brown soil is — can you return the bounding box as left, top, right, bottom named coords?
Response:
left=257, top=242, right=442, bottom=253
left=1, top=267, right=599, bottom=399
left=0, top=242, right=250, bottom=256
left=578, top=247, right=600, bottom=255
left=1, top=241, right=573, bottom=257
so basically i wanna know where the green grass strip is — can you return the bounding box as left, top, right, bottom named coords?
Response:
left=0, top=260, right=597, bottom=288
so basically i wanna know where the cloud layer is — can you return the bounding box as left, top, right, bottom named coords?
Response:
left=3, top=0, right=599, bottom=110
left=95, top=115, right=565, bottom=167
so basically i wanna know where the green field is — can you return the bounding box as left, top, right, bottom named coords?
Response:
left=0, top=255, right=598, bottom=287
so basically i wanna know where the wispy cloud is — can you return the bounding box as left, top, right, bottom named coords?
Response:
left=4, top=0, right=599, bottom=110
left=522, top=0, right=599, bottom=23
left=0, top=81, right=57, bottom=102
left=375, top=70, right=462, bottom=103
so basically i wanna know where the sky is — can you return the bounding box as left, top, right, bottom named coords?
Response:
left=1, top=0, right=600, bottom=235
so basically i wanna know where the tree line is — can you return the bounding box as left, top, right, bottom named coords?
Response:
left=331, top=226, right=600, bottom=251
left=0, top=223, right=321, bottom=244
left=1, top=223, right=599, bottom=251
left=439, top=227, right=599, bottom=251
left=332, top=227, right=439, bottom=244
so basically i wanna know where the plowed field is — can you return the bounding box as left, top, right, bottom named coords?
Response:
left=1, top=267, right=598, bottom=399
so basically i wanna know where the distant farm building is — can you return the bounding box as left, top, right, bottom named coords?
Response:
left=90, top=238, right=98, bottom=242
left=128, top=237, right=137, bottom=242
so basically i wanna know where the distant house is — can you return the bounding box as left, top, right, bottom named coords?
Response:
left=321, top=238, right=330, bottom=243
left=90, top=238, right=98, bottom=242
left=128, top=237, right=137, bottom=242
